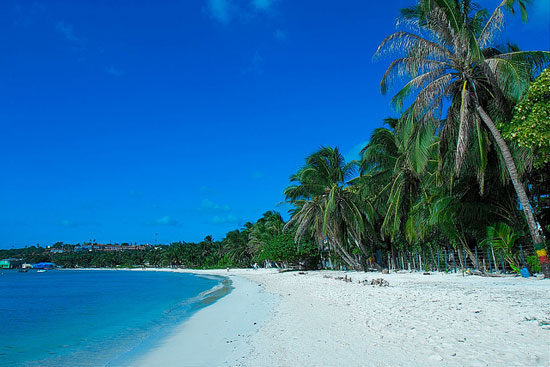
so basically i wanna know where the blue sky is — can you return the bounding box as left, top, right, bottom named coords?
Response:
left=0, top=0, right=548, bottom=248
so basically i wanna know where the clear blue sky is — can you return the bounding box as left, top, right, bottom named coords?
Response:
left=0, top=0, right=548, bottom=248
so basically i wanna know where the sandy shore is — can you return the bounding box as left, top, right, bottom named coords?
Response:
left=133, top=269, right=549, bottom=367
left=131, top=270, right=278, bottom=367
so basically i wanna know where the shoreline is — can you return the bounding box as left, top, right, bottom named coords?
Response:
left=58, top=268, right=245, bottom=366
left=108, top=270, right=236, bottom=366
left=130, top=269, right=279, bottom=367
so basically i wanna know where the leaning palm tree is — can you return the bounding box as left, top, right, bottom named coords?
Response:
left=222, top=227, right=251, bottom=267
left=360, top=115, right=437, bottom=240
left=284, top=147, right=374, bottom=270
left=247, top=211, right=286, bottom=259
left=375, top=0, right=550, bottom=276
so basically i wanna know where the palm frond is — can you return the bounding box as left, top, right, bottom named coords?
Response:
left=410, top=74, right=453, bottom=115
left=374, top=31, right=452, bottom=61
left=478, top=2, right=504, bottom=48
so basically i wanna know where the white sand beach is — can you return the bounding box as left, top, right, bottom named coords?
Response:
left=134, top=269, right=549, bottom=367
left=131, top=271, right=278, bottom=367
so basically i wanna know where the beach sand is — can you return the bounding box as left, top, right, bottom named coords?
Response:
left=133, top=269, right=549, bottom=367
left=131, top=270, right=278, bottom=367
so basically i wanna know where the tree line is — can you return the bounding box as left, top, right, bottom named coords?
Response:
left=0, top=214, right=319, bottom=269
left=281, top=0, right=550, bottom=276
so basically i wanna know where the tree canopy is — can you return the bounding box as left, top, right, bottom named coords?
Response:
left=504, top=67, right=550, bottom=168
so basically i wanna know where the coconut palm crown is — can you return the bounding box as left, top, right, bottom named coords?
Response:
left=374, top=0, right=550, bottom=276
left=284, top=147, right=375, bottom=270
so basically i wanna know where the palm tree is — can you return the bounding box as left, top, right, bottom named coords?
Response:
left=162, top=243, right=183, bottom=267
left=375, top=0, right=550, bottom=277
left=483, top=222, right=522, bottom=272
left=360, top=115, right=437, bottom=240
left=222, top=225, right=252, bottom=267
left=247, top=211, right=286, bottom=260
left=284, top=147, right=374, bottom=270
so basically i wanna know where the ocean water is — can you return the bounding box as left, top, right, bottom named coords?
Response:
left=0, top=269, right=227, bottom=366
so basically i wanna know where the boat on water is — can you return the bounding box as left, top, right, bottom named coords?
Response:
left=32, top=262, right=57, bottom=270
left=37, top=269, right=47, bottom=273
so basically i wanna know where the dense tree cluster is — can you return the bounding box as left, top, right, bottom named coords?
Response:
left=0, top=213, right=319, bottom=269
left=284, top=0, right=550, bottom=275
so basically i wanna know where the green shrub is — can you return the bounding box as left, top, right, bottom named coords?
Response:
left=526, top=255, right=541, bottom=273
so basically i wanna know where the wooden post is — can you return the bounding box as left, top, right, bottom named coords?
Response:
left=491, top=246, right=498, bottom=272
left=475, top=246, right=479, bottom=270
left=452, top=250, right=457, bottom=273
left=486, top=248, right=492, bottom=272
left=422, top=250, right=427, bottom=270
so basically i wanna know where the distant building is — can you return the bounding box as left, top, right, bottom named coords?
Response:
left=74, top=244, right=150, bottom=252
left=0, top=258, right=23, bottom=269
left=75, top=244, right=93, bottom=252
left=32, top=262, right=57, bottom=269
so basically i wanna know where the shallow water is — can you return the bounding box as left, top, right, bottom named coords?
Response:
left=0, top=269, right=223, bottom=366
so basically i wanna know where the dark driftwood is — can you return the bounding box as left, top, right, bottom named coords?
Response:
left=277, top=268, right=300, bottom=273
left=470, top=270, right=513, bottom=278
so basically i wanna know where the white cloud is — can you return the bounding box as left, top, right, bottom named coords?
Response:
left=154, top=216, right=181, bottom=226
left=274, top=29, right=286, bottom=40
left=242, top=51, right=264, bottom=74
left=106, top=66, right=125, bottom=77
left=201, top=199, right=230, bottom=212
left=206, top=0, right=234, bottom=24
left=252, top=0, right=276, bottom=12
left=211, top=213, right=241, bottom=225
left=58, top=219, right=100, bottom=228
left=55, top=21, right=82, bottom=43
left=205, top=0, right=280, bottom=24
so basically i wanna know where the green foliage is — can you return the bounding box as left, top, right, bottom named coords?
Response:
left=481, top=222, right=522, bottom=270
left=285, top=147, right=373, bottom=271
left=255, top=233, right=318, bottom=267
left=0, top=212, right=321, bottom=270
left=526, top=255, right=541, bottom=273
left=248, top=211, right=286, bottom=259
left=504, top=67, right=550, bottom=168
left=509, top=263, right=521, bottom=274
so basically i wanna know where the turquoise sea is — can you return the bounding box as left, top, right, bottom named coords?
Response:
left=0, top=269, right=226, bottom=366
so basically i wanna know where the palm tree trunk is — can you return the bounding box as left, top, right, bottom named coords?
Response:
left=477, top=106, right=550, bottom=278
left=332, top=236, right=363, bottom=271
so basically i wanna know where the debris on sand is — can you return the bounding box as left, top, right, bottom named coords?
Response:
left=369, top=278, right=389, bottom=287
